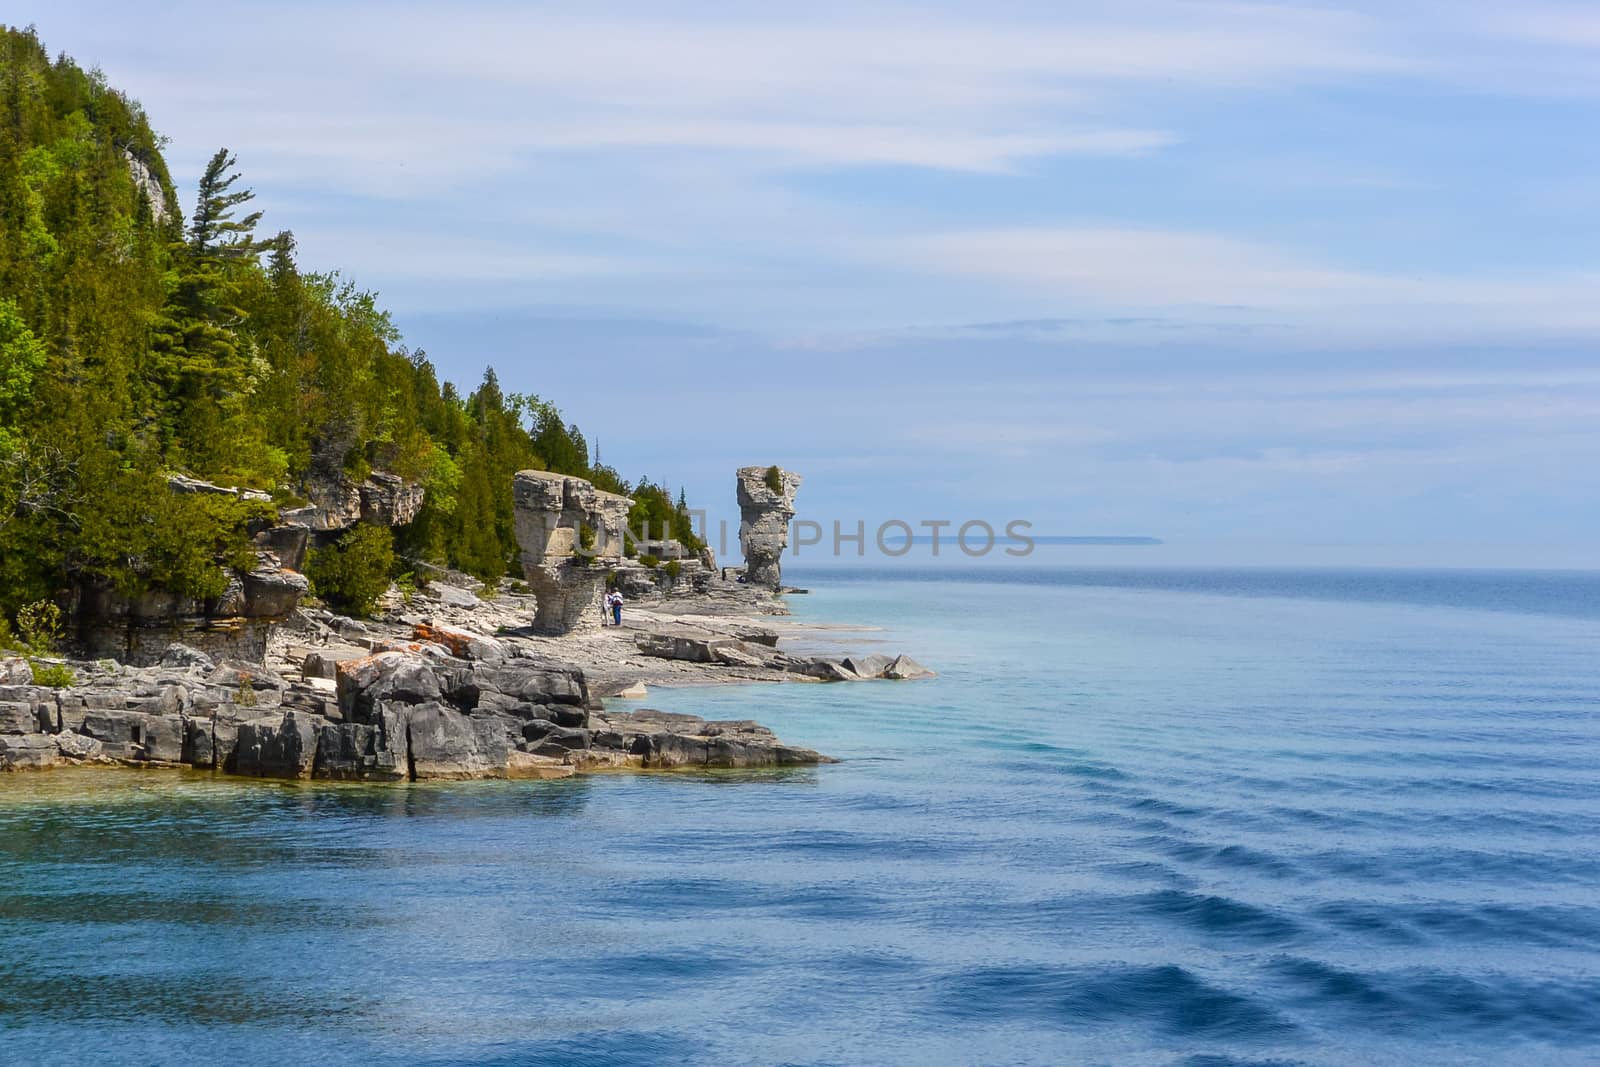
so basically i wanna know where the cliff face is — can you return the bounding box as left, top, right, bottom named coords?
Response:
left=513, top=470, right=633, bottom=635
left=73, top=471, right=422, bottom=666
left=737, top=466, right=802, bottom=590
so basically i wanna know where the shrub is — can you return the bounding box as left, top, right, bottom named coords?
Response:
left=663, top=559, right=681, bottom=579
left=763, top=465, right=784, bottom=494
left=304, top=524, right=396, bottom=617
left=577, top=523, right=597, bottom=556
left=16, top=600, right=63, bottom=654
left=638, top=554, right=660, bottom=569
left=28, top=660, right=74, bottom=688
left=394, top=571, right=418, bottom=605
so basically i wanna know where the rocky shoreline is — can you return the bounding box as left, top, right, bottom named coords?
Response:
left=0, top=574, right=933, bottom=781
left=0, top=464, right=934, bottom=781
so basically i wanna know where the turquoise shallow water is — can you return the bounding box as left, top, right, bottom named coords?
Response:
left=2, top=567, right=1599, bottom=1065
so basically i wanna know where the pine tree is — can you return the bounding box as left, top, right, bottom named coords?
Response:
left=189, top=148, right=262, bottom=259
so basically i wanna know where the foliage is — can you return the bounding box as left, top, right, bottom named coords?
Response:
left=15, top=599, right=62, bottom=654
left=763, top=465, right=784, bottom=494
left=304, top=524, right=395, bottom=617
left=663, top=559, right=681, bottom=579
left=28, top=660, right=74, bottom=688
left=638, top=554, right=660, bottom=569
left=0, top=28, right=707, bottom=626
left=627, top=480, right=705, bottom=555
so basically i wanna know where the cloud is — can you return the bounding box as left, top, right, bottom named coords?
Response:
left=884, top=226, right=1600, bottom=337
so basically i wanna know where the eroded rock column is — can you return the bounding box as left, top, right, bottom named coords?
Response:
left=513, top=470, right=633, bottom=635
left=737, top=466, right=801, bottom=591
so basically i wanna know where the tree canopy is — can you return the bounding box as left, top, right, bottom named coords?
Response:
left=0, top=26, right=702, bottom=614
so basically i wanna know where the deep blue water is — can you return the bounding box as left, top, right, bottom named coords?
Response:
left=3, top=567, right=1599, bottom=1065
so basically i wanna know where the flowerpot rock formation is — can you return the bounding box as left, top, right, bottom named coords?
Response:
left=513, top=470, right=633, bottom=635
left=737, top=466, right=801, bottom=591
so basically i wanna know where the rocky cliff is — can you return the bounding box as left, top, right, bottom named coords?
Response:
left=73, top=471, right=422, bottom=666
left=737, top=466, right=802, bottom=590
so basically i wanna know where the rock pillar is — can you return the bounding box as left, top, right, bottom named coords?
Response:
left=736, top=466, right=801, bottom=591
left=513, top=470, right=633, bottom=635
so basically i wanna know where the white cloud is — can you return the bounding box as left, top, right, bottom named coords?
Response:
left=885, top=226, right=1600, bottom=336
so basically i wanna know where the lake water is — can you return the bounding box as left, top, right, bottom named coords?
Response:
left=2, top=568, right=1598, bottom=1065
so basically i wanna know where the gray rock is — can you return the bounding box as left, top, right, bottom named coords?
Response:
left=359, top=471, right=425, bottom=527
left=0, top=702, right=40, bottom=734
left=446, top=663, right=588, bottom=710
left=159, top=644, right=215, bottom=671
left=140, top=715, right=186, bottom=762
left=401, top=702, right=504, bottom=779
left=633, top=628, right=736, bottom=664
left=335, top=652, right=441, bottom=721
left=884, top=654, right=936, bottom=680
left=0, top=732, right=59, bottom=769
left=302, top=648, right=366, bottom=680
left=78, top=709, right=150, bottom=758
left=736, top=465, right=801, bottom=591
left=429, top=584, right=480, bottom=610
left=312, top=720, right=407, bottom=781
left=54, top=732, right=102, bottom=760
left=234, top=712, right=319, bottom=779
left=842, top=654, right=893, bottom=679
left=512, top=470, right=633, bottom=635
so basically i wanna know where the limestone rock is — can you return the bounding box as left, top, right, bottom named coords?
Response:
left=359, top=471, right=425, bottom=526
left=884, top=654, right=936, bottom=680
left=513, top=470, right=633, bottom=635
left=633, top=628, right=737, bottom=664
left=159, top=644, right=216, bottom=671
left=123, top=147, right=170, bottom=223
left=54, top=731, right=102, bottom=760
left=234, top=712, right=319, bottom=779
left=401, top=701, right=506, bottom=779
left=0, top=732, right=59, bottom=770
left=736, top=466, right=801, bottom=591
left=242, top=558, right=310, bottom=618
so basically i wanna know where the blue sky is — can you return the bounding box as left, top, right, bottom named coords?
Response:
left=14, top=2, right=1600, bottom=564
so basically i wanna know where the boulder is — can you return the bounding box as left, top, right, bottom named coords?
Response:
left=302, top=648, right=367, bottom=680
left=428, top=583, right=480, bottom=610
left=842, top=654, right=893, bottom=679
left=78, top=709, right=151, bottom=759
left=445, top=662, right=588, bottom=710
left=0, top=702, right=42, bottom=734
left=401, top=702, right=506, bottom=779
left=159, top=644, right=216, bottom=671
left=336, top=652, right=442, bottom=721
left=633, top=628, right=737, bottom=664
left=412, top=622, right=506, bottom=663
left=54, top=732, right=102, bottom=760
left=884, top=655, right=936, bottom=680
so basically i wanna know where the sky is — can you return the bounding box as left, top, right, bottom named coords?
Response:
left=12, top=2, right=1600, bottom=566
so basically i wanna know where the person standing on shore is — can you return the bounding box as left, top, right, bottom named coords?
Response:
left=610, top=590, right=624, bottom=627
